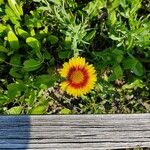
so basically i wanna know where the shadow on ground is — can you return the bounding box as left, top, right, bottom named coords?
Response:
left=0, top=116, right=30, bottom=149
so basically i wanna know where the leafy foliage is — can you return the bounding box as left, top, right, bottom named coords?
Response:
left=0, top=0, right=149, bottom=114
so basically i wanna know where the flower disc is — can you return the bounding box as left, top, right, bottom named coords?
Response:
left=59, top=57, right=97, bottom=97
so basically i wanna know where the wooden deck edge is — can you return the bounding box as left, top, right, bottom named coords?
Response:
left=0, top=113, right=150, bottom=149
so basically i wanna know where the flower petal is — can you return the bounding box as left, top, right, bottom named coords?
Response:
left=59, top=57, right=97, bottom=97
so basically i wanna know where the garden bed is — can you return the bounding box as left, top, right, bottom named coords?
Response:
left=0, top=0, right=149, bottom=114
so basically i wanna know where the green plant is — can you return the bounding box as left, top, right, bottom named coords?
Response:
left=0, top=0, right=149, bottom=114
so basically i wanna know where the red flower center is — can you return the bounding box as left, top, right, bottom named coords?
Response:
left=67, top=66, right=89, bottom=88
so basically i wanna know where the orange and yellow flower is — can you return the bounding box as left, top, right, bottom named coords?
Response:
left=59, top=57, right=97, bottom=97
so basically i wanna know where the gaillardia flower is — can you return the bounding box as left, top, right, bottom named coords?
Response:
left=59, top=57, right=97, bottom=97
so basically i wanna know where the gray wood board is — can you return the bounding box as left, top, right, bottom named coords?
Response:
left=0, top=114, right=150, bottom=150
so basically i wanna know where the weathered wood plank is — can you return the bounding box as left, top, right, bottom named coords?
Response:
left=0, top=114, right=150, bottom=149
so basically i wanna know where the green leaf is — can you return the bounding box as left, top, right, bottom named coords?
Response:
left=34, top=74, right=59, bottom=88
left=109, top=34, right=122, bottom=41
left=23, top=59, right=42, bottom=72
left=7, top=31, right=19, bottom=50
left=109, top=0, right=120, bottom=10
left=10, top=54, right=21, bottom=66
left=9, top=67, right=23, bottom=78
left=34, top=74, right=51, bottom=87
left=26, top=37, right=40, bottom=49
left=9, top=54, right=22, bottom=78
left=0, top=95, right=9, bottom=106
left=43, top=51, right=51, bottom=60
left=112, top=49, right=123, bottom=63
left=15, top=1, right=23, bottom=16
left=130, top=0, right=141, bottom=15
left=108, top=11, right=117, bottom=25
left=47, top=35, right=58, bottom=44
left=0, top=53, right=6, bottom=63
left=84, top=0, right=105, bottom=16
left=123, top=57, right=144, bottom=76
left=33, top=0, right=41, bottom=2
left=48, top=0, right=61, bottom=5
left=120, top=0, right=127, bottom=8
left=0, top=24, right=7, bottom=33
left=0, top=0, right=4, bottom=4
left=59, top=108, right=71, bottom=114
left=59, top=51, right=71, bottom=59
left=26, top=37, right=42, bottom=59
left=84, top=30, right=96, bottom=41
left=122, top=79, right=144, bottom=90
left=123, top=57, right=135, bottom=69
left=5, top=5, right=20, bottom=25
left=65, top=36, right=71, bottom=48
left=7, top=106, right=23, bottom=114
left=0, top=46, right=9, bottom=53
left=7, top=0, right=23, bottom=18
left=109, top=65, right=123, bottom=81
left=7, top=83, right=25, bottom=99
left=17, top=28, right=29, bottom=39
left=132, top=60, right=144, bottom=76
left=29, top=105, right=47, bottom=114
left=27, top=90, right=36, bottom=106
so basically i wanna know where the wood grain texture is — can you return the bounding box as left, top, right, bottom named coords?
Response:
left=0, top=114, right=150, bottom=150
